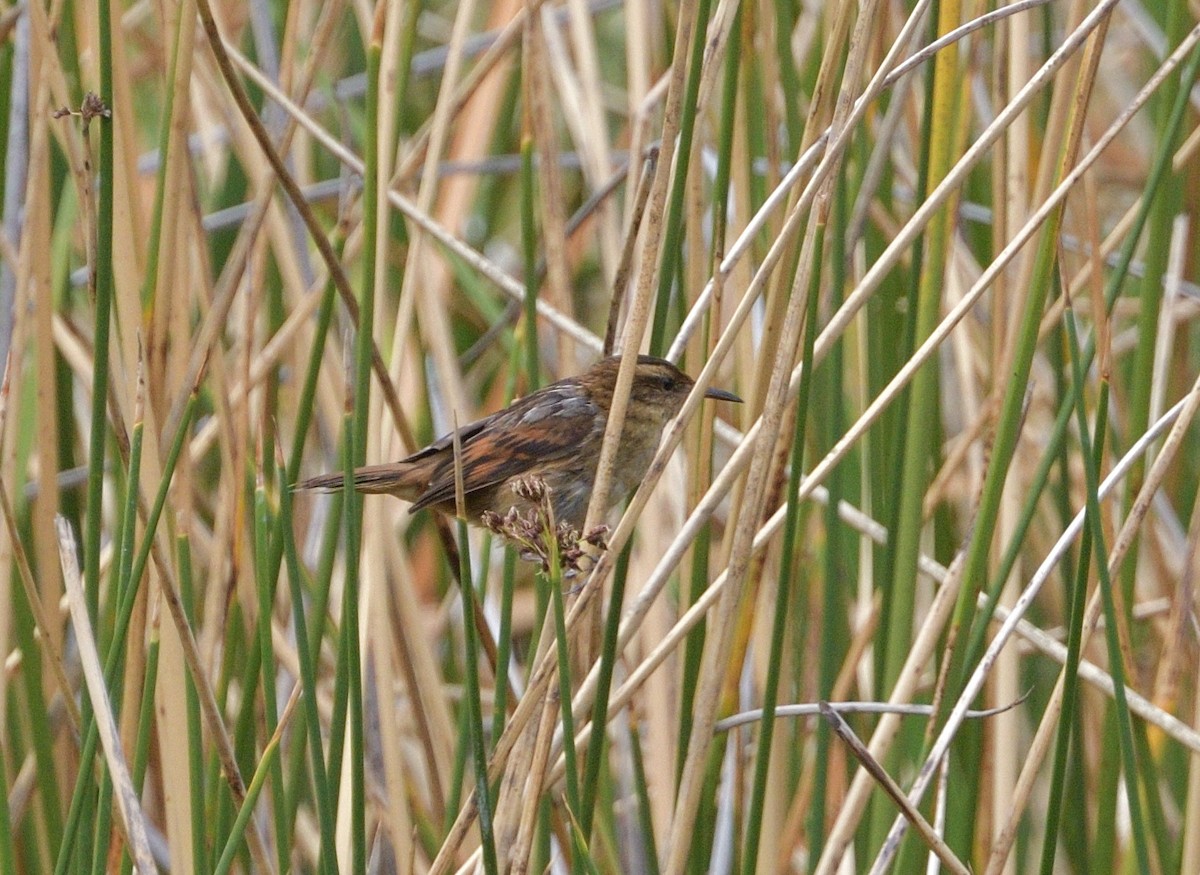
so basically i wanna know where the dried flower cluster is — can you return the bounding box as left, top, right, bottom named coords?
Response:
left=481, top=477, right=608, bottom=574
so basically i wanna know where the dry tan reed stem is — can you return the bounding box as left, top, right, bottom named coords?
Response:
left=56, top=518, right=157, bottom=875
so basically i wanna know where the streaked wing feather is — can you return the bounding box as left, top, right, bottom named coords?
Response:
left=410, top=383, right=594, bottom=512
left=400, top=415, right=493, bottom=463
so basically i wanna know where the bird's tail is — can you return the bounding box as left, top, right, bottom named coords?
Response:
left=293, top=463, right=424, bottom=498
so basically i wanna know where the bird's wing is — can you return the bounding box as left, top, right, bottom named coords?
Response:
left=409, top=384, right=597, bottom=513
left=400, top=414, right=493, bottom=463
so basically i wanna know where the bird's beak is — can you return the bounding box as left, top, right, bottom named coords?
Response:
left=704, top=386, right=742, bottom=403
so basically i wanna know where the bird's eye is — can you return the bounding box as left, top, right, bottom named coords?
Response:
left=659, top=375, right=676, bottom=391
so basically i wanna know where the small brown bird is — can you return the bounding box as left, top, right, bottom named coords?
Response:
left=295, top=355, right=740, bottom=530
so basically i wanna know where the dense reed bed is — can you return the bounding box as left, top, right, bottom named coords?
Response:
left=1, top=1, right=1199, bottom=872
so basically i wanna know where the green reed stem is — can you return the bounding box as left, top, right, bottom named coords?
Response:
left=69, top=8, right=118, bottom=860
left=213, top=705, right=292, bottom=875
left=1062, top=305, right=1151, bottom=874
left=545, top=542, right=583, bottom=865
left=649, top=0, right=715, bottom=355
left=1119, top=0, right=1189, bottom=611
left=1038, top=370, right=1104, bottom=875
left=810, top=171, right=850, bottom=866
left=741, top=221, right=824, bottom=874
left=279, top=455, right=338, bottom=874
left=334, top=16, right=387, bottom=872
left=136, top=0, right=189, bottom=315
left=254, top=476, right=289, bottom=873
left=120, top=628, right=159, bottom=875
left=579, top=538, right=632, bottom=839
left=0, top=749, right=15, bottom=875
left=85, top=0, right=116, bottom=629
left=55, top=394, right=196, bottom=874
left=959, top=14, right=1200, bottom=665
left=491, top=546, right=518, bottom=749
left=176, top=534, right=208, bottom=875
left=628, top=721, right=661, bottom=875
left=456, top=515, right=499, bottom=875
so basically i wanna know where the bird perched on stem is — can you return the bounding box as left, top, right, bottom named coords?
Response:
left=295, top=355, right=740, bottom=531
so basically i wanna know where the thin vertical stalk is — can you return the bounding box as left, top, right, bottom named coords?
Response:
left=673, top=0, right=740, bottom=792
left=940, top=0, right=1110, bottom=766
left=872, top=1, right=966, bottom=856
left=54, top=394, right=197, bottom=874
left=520, top=136, right=540, bottom=389
left=490, top=545, right=518, bottom=749
left=89, top=778, right=112, bottom=875
left=579, top=539, right=632, bottom=837
left=649, top=0, right=715, bottom=355
left=1119, top=0, right=1189, bottom=608
left=773, top=0, right=804, bottom=154
left=628, top=721, right=661, bottom=875
left=279, top=455, right=338, bottom=875
left=136, top=0, right=191, bottom=315
left=453, top=511, right=498, bottom=873
left=1061, top=306, right=1152, bottom=874
left=121, top=630, right=160, bottom=875
left=1038, top=375, right=1105, bottom=873
left=111, top=399, right=145, bottom=692
left=960, top=26, right=1200, bottom=679
left=740, top=218, right=823, bottom=872
left=878, top=0, right=964, bottom=698
left=213, top=695, right=300, bottom=875
left=810, top=169, right=850, bottom=866
left=0, top=750, right=15, bottom=875
left=69, top=7, right=119, bottom=859
left=337, top=9, right=388, bottom=872
left=272, top=251, right=341, bottom=856
left=488, top=330, right=524, bottom=760
left=107, top=404, right=147, bottom=875
left=870, top=6, right=935, bottom=699
left=85, top=0, right=115, bottom=628
left=254, top=475, right=289, bottom=872
left=546, top=545, right=585, bottom=865
left=177, top=534, right=208, bottom=875
left=445, top=681, right=470, bottom=833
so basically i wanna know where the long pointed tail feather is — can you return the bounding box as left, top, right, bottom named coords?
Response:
left=292, top=471, right=346, bottom=493
left=293, top=463, right=426, bottom=499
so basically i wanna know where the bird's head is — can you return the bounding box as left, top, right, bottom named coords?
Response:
left=583, top=355, right=741, bottom=423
